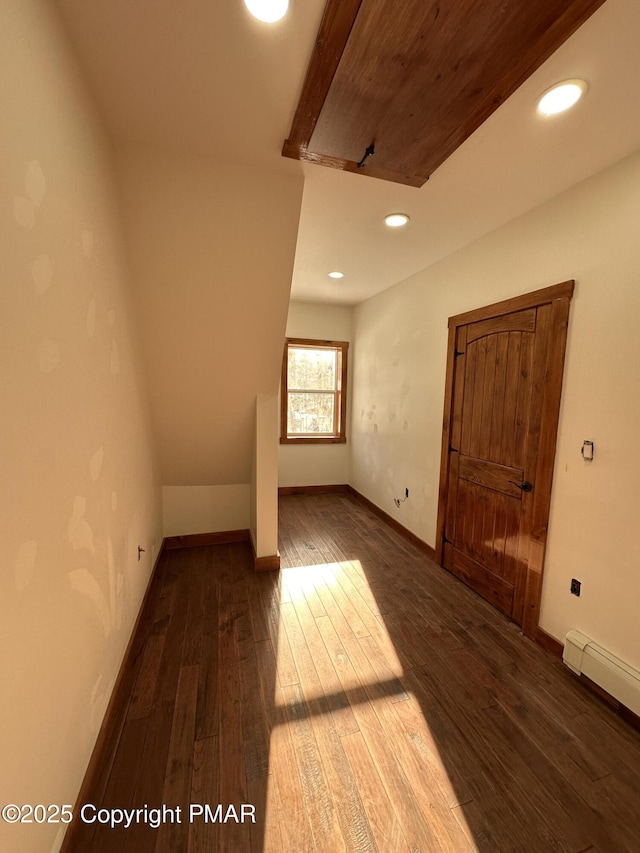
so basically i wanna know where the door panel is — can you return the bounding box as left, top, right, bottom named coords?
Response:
left=445, top=545, right=515, bottom=617
left=454, top=479, right=520, bottom=583
left=439, top=288, right=572, bottom=630
left=466, top=307, right=536, bottom=343
left=458, top=456, right=524, bottom=499
left=489, top=332, right=509, bottom=461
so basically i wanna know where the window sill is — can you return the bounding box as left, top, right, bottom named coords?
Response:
left=280, top=436, right=347, bottom=445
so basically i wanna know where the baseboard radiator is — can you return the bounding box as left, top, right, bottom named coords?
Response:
left=563, top=630, right=640, bottom=716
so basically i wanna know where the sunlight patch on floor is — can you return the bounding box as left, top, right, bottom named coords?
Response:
left=281, top=559, right=405, bottom=675
left=263, top=557, right=477, bottom=851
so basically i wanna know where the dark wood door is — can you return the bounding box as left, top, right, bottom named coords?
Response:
left=437, top=283, right=573, bottom=635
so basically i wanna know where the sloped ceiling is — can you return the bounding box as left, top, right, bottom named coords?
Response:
left=115, top=145, right=304, bottom=485
left=56, top=0, right=640, bottom=306
left=56, top=0, right=327, bottom=171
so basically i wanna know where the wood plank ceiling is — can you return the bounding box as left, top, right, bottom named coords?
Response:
left=283, top=0, right=608, bottom=187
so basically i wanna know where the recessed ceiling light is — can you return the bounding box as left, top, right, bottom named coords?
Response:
left=384, top=213, right=410, bottom=228
left=244, top=0, right=289, bottom=23
left=537, top=79, right=587, bottom=116
left=328, top=271, right=344, bottom=279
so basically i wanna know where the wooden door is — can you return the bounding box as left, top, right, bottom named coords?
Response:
left=436, top=282, right=574, bottom=637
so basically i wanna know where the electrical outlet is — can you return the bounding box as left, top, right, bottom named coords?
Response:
left=570, top=578, right=581, bottom=597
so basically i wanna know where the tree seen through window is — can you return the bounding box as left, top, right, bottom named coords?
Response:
left=281, top=339, right=348, bottom=443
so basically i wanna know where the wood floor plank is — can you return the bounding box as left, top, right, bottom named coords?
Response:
left=247, top=569, right=271, bottom=643
left=194, top=549, right=220, bottom=741
left=314, top=614, right=366, bottom=700
left=314, top=608, right=451, bottom=853
left=397, top=588, right=469, bottom=653
left=357, top=634, right=409, bottom=700
left=250, top=636, right=308, bottom=853
left=228, top=542, right=251, bottom=603
left=331, top=560, right=385, bottom=627
left=365, top=611, right=427, bottom=672
left=482, top=702, right=606, bottom=851
left=341, top=730, right=412, bottom=853
left=238, top=634, right=270, bottom=784
left=218, top=664, right=250, bottom=853
left=89, top=717, right=149, bottom=853
left=280, top=599, right=326, bottom=698
left=308, top=723, right=378, bottom=853
left=349, top=700, right=448, bottom=853
left=279, top=570, right=379, bottom=851
left=280, top=682, right=347, bottom=853
left=315, top=587, right=409, bottom=710
left=370, top=694, right=475, bottom=853
left=415, top=631, right=598, bottom=851
left=155, top=664, right=199, bottom=853
left=405, top=660, right=577, bottom=851
left=471, top=654, right=613, bottom=785
left=246, top=775, right=282, bottom=853
left=188, top=736, right=219, bottom=853
left=282, top=678, right=379, bottom=853
left=566, top=710, right=640, bottom=790
left=258, top=571, right=299, bottom=688
left=317, top=563, right=371, bottom=639
left=287, top=573, right=360, bottom=736
left=391, top=693, right=471, bottom=809
left=451, top=799, right=500, bottom=852
left=122, top=551, right=191, bottom=853
left=181, top=549, right=204, bottom=668
left=151, top=560, right=178, bottom=624
left=588, top=774, right=640, bottom=852
left=284, top=565, right=327, bottom=619
left=127, top=617, right=169, bottom=721
left=218, top=578, right=249, bottom=670
left=265, top=684, right=316, bottom=852
left=377, top=614, right=429, bottom=669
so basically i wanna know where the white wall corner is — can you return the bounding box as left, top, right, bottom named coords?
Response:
left=253, top=393, right=280, bottom=558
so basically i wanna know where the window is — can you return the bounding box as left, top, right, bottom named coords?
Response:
left=280, top=338, right=348, bottom=443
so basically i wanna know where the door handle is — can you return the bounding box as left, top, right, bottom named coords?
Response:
left=508, top=480, right=532, bottom=493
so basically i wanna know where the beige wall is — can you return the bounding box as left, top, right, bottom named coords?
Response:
left=0, top=3, right=162, bottom=852
left=116, top=144, right=304, bottom=489
left=279, top=301, right=353, bottom=487
left=162, top=485, right=250, bottom=537
left=352, top=148, right=640, bottom=671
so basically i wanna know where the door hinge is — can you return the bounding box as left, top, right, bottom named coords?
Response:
left=443, top=534, right=453, bottom=545
left=454, top=349, right=465, bottom=357
left=448, top=445, right=459, bottom=453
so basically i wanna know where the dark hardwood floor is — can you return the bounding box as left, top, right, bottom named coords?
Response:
left=68, top=493, right=640, bottom=852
